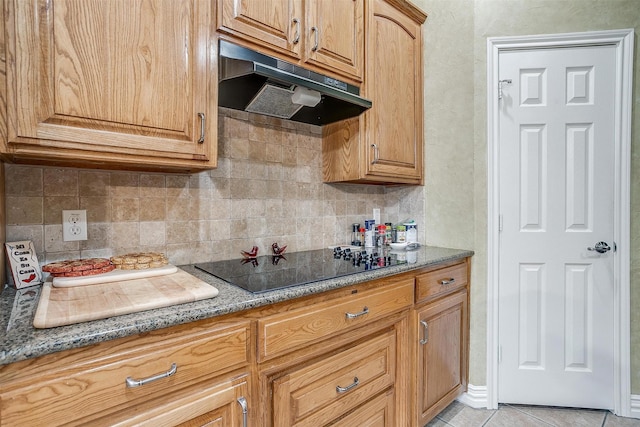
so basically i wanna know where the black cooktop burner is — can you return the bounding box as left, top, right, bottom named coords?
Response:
left=194, top=247, right=406, bottom=293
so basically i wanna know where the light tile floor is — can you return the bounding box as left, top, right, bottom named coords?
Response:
left=426, top=401, right=640, bottom=426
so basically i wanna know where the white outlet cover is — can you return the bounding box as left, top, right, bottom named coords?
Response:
left=62, top=210, right=88, bottom=241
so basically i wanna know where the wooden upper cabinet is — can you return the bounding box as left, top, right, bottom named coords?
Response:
left=303, top=0, right=363, bottom=81
left=2, top=0, right=217, bottom=172
left=218, top=0, right=363, bottom=82
left=322, top=0, right=426, bottom=185
left=218, top=0, right=302, bottom=60
left=364, top=0, right=423, bottom=183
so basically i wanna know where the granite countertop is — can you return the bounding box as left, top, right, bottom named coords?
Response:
left=0, top=246, right=473, bottom=367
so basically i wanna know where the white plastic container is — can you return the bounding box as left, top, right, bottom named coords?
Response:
left=405, top=222, right=418, bottom=243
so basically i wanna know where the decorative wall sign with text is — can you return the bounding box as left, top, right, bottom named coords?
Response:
left=5, top=241, right=42, bottom=289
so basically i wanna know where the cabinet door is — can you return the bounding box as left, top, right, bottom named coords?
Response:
left=304, top=0, right=363, bottom=82
left=5, top=0, right=215, bottom=168
left=271, top=330, right=396, bottom=426
left=337, top=389, right=395, bottom=427
left=363, top=0, right=423, bottom=183
left=218, top=0, right=302, bottom=60
left=112, top=375, right=250, bottom=427
left=416, top=290, right=468, bottom=426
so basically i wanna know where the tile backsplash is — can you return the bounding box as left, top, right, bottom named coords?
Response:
left=5, top=108, right=424, bottom=267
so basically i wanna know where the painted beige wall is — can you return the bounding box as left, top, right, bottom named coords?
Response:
left=414, top=0, right=640, bottom=393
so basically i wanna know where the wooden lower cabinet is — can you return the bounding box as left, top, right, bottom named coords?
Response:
left=415, top=290, right=469, bottom=426
left=109, top=373, right=250, bottom=427
left=335, top=389, right=395, bottom=426
left=0, top=257, right=471, bottom=426
left=0, top=319, right=252, bottom=426
left=270, top=328, right=398, bottom=426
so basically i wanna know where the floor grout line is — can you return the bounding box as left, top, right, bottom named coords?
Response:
left=481, top=409, right=499, bottom=426
left=502, top=403, right=557, bottom=426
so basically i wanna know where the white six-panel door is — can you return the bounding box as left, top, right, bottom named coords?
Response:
left=497, top=45, right=616, bottom=408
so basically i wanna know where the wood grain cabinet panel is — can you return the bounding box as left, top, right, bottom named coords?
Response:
left=218, top=0, right=363, bottom=82
left=0, top=321, right=250, bottom=426
left=218, top=0, right=301, bottom=60
left=271, top=329, right=396, bottom=426
left=337, top=389, right=395, bottom=427
left=416, top=262, right=468, bottom=304
left=322, top=0, right=426, bottom=185
left=110, top=374, right=250, bottom=427
left=2, top=0, right=217, bottom=171
left=415, top=290, right=469, bottom=426
left=257, top=278, right=413, bottom=361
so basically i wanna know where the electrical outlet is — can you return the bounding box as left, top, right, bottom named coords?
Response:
left=62, top=210, right=88, bottom=241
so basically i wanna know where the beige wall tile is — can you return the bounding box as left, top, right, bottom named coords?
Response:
left=140, top=221, right=166, bottom=246
left=79, top=171, right=110, bottom=196
left=44, top=196, right=79, bottom=224
left=110, top=222, right=140, bottom=250
left=81, top=197, right=111, bottom=222
left=166, top=197, right=194, bottom=221
left=6, top=197, right=43, bottom=225
left=5, top=165, right=43, bottom=196
left=44, top=224, right=79, bottom=252
left=111, top=198, right=140, bottom=222
left=6, top=225, right=44, bottom=254
left=43, top=169, right=78, bottom=196
left=81, top=223, right=110, bottom=250
left=139, top=198, right=166, bottom=222
left=140, top=174, right=166, bottom=197
left=166, top=221, right=197, bottom=244
left=110, top=172, right=139, bottom=198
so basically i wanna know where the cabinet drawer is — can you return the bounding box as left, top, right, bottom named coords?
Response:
left=272, top=329, right=396, bottom=426
left=0, top=322, right=251, bottom=427
left=416, top=262, right=468, bottom=303
left=258, top=279, right=413, bottom=361
left=338, top=388, right=395, bottom=426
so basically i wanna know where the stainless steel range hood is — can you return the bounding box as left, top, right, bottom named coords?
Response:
left=218, top=40, right=372, bottom=126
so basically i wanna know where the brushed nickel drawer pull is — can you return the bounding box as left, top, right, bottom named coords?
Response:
left=420, top=320, right=429, bottom=345
left=197, top=112, right=205, bottom=144
left=237, top=396, right=248, bottom=427
left=336, top=377, right=359, bottom=393
left=439, top=278, right=455, bottom=285
left=345, top=306, right=369, bottom=319
left=292, top=18, right=300, bottom=44
left=125, top=363, right=177, bottom=388
left=371, top=143, right=379, bottom=164
left=311, top=26, right=319, bottom=51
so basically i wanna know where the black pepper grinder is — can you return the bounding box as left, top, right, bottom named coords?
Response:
left=351, top=223, right=361, bottom=246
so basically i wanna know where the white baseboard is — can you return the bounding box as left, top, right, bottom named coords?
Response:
left=458, top=388, right=640, bottom=417
left=629, top=395, right=640, bottom=419
left=457, top=384, right=488, bottom=409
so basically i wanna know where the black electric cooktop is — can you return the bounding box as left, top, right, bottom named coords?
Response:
left=194, top=247, right=407, bottom=293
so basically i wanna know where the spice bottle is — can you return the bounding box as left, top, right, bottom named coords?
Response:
left=396, top=225, right=406, bottom=243
left=385, top=223, right=392, bottom=245
left=376, top=224, right=386, bottom=247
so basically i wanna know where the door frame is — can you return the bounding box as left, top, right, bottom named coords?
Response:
left=486, top=29, right=634, bottom=415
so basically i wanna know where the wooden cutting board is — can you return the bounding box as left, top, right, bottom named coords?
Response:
left=33, top=270, right=218, bottom=329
